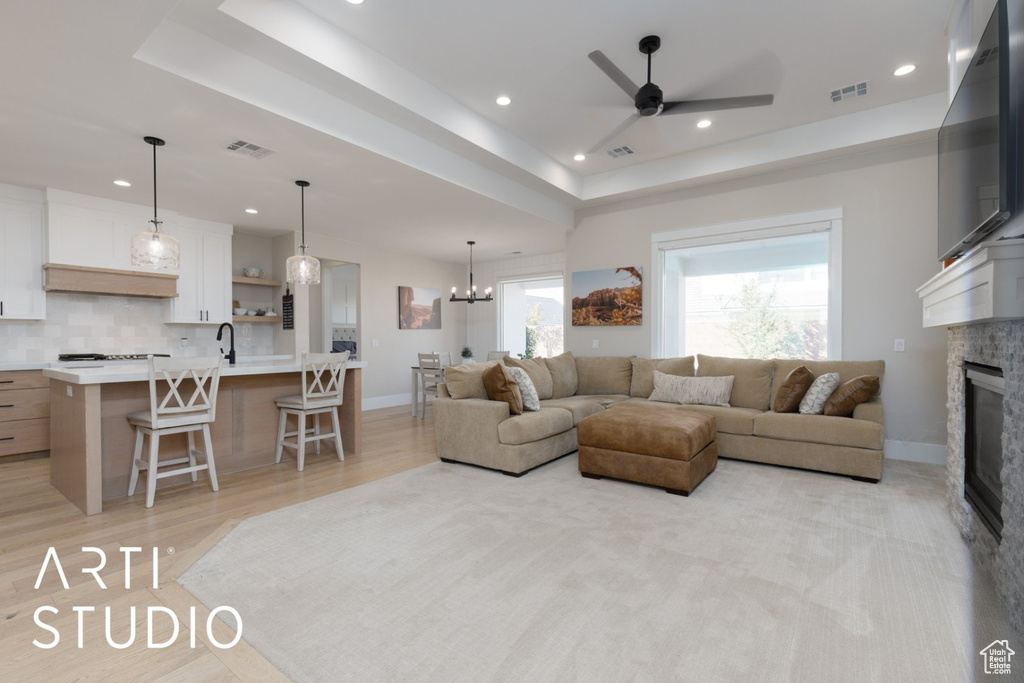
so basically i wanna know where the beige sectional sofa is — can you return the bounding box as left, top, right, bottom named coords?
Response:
left=433, top=353, right=885, bottom=482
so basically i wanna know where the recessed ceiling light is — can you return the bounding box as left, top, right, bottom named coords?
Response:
left=113, top=179, right=131, bottom=187
left=245, top=208, right=258, bottom=214
left=574, top=154, right=586, bottom=161
left=346, top=0, right=364, bottom=5
left=496, top=95, right=512, bottom=106
left=894, top=64, right=916, bottom=76
left=697, top=120, right=712, bottom=129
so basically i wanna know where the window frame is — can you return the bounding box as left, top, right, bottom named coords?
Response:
left=650, top=208, right=843, bottom=360
left=495, top=270, right=565, bottom=357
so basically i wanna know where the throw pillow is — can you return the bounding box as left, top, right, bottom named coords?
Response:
left=648, top=371, right=734, bottom=407
left=543, top=351, right=578, bottom=399
left=507, top=366, right=540, bottom=411
left=823, top=375, right=880, bottom=417
left=629, top=357, right=695, bottom=398
left=773, top=365, right=815, bottom=413
left=503, top=356, right=553, bottom=400
left=482, top=363, right=523, bottom=415
left=799, top=372, right=841, bottom=415
left=443, top=361, right=500, bottom=400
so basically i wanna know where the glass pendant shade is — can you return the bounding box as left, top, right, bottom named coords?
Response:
left=286, top=180, right=321, bottom=284
left=131, top=136, right=180, bottom=270
left=286, top=251, right=321, bottom=285
left=131, top=228, right=180, bottom=269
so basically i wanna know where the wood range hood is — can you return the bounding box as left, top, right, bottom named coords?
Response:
left=43, top=263, right=178, bottom=299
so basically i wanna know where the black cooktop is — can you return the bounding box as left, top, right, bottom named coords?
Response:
left=57, top=353, right=171, bottom=362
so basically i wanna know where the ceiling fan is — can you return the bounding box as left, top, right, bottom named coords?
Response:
left=586, top=35, right=774, bottom=155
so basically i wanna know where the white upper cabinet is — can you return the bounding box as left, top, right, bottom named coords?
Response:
left=46, top=189, right=178, bottom=273
left=0, top=184, right=45, bottom=320
left=166, top=217, right=233, bottom=325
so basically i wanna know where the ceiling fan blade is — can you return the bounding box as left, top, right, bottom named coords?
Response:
left=586, top=113, right=641, bottom=155
left=660, top=94, right=774, bottom=115
left=588, top=50, right=640, bottom=100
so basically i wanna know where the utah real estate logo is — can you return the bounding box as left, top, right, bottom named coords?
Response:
left=979, top=639, right=1015, bottom=675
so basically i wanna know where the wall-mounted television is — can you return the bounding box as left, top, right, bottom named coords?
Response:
left=937, top=0, right=1015, bottom=260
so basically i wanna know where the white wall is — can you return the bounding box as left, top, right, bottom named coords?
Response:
left=568, top=140, right=947, bottom=449
left=306, top=233, right=468, bottom=405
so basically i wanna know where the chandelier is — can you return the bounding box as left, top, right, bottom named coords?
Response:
left=450, top=241, right=492, bottom=303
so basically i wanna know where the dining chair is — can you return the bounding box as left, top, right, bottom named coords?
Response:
left=487, top=351, right=509, bottom=360
left=417, top=352, right=445, bottom=419
left=127, top=355, right=223, bottom=508
left=275, top=352, right=349, bottom=471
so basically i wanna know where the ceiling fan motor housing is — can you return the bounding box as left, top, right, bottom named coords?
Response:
left=635, top=82, right=664, bottom=117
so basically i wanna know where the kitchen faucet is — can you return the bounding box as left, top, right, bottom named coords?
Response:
left=216, top=322, right=236, bottom=366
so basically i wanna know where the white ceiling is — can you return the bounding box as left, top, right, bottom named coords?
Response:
left=0, top=0, right=954, bottom=263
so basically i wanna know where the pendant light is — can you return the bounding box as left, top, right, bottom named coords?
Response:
left=130, top=136, right=179, bottom=269
left=450, top=241, right=492, bottom=303
left=285, top=180, right=321, bottom=285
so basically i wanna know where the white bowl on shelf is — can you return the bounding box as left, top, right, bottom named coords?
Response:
left=233, top=307, right=247, bottom=315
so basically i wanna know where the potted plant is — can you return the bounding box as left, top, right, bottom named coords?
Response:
left=460, top=346, right=474, bottom=364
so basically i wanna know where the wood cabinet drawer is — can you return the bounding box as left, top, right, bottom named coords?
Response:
left=0, top=370, right=49, bottom=391
left=0, top=387, right=49, bottom=422
left=0, top=417, right=49, bottom=456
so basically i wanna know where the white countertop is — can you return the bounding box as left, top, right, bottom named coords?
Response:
left=41, top=359, right=367, bottom=385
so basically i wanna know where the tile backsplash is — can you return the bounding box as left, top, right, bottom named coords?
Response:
left=0, top=293, right=274, bottom=363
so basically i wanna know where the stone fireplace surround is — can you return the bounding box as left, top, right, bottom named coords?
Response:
left=946, top=321, right=1024, bottom=634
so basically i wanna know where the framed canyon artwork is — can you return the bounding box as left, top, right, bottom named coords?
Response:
left=571, top=267, right=642, bottom=326
left=398, top=286, right=442, bottom=329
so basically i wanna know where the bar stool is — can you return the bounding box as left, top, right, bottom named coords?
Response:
left=275, top=352, right=349, bottom=471
left=127, top=355, right=223, bottom=508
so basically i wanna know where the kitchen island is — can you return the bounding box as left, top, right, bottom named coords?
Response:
left=42, top=359, right=366, bottom=515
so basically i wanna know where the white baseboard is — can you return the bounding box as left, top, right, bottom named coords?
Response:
left=362, top=393, right=413, bottom=411
left=885, top=439, right=946, bottom=465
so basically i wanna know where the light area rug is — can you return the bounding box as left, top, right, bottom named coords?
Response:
left=179, top=455, right=1017, bottom=682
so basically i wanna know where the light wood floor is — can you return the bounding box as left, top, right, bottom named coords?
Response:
left=0, top=405, right=439, bottom=682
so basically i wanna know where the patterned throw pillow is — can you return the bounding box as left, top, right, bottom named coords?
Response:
left=799, top=372, right=842, bottom=415
left=507, top=366, right=540, bottom=411
left=648, top=371, right=734, bottom=407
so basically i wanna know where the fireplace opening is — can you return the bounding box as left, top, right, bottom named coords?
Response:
left=964, top=362, right=1005, bottom=541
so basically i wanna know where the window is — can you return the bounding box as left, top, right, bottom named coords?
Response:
left=499, top=277, right=564, bottom=359
left=653, top=210, right=842, bottom=360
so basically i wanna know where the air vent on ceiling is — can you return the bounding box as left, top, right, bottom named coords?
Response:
left=606, top=145, right=635, bottom=159
left=830, top=81, right=869, bottom=103
left=226, top=139, right=275, bottom=160
left=976, top=46, right=999, bottom=66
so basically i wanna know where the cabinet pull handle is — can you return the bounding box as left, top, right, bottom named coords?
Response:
left=0, top=437, right=13, bottom=441
left=0, top=380, right=12, bottom=384
left=0, top=404, right=13, bottom=408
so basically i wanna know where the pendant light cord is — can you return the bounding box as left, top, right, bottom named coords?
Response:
left=300, top=183, right=306, bottom=253
left=151, top=141, right=160, bottom=231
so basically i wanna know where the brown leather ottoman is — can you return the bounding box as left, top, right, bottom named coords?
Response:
left=577, top=404, right=717, bottom=496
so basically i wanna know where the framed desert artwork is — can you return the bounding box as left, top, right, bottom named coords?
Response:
left=571, top=267, right=642, bottom=326
left=398, top=286, right=442, bottom=329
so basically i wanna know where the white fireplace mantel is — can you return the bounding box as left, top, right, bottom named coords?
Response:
left=917, top=240, right=1024, bottom=328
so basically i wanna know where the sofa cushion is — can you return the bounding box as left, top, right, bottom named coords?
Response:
left=697, top=355, right=774, bottom=410
left=504, top=356, right=554, bottom=400
left=753, top=412, right=884, bottom=450
left=614, top=399, right=760, bottom=436
left=799, top=372, right=841, bottom=415
left=629, top=356, right=695, bottom=398
left=575, top=356, right=635, bottom=395
left=497, top=408, right=573, bottom=445
left=444, top=361, right=501, bottom=400
left=649, top=371, right=734, bottom=407
left=824, top=376, right=881, bottom=417
left=574, top=394, right=631, bottom=407
left=539, top=397, right=606, bottom=425
left=773, top=365, right=814, bottom=413
left=507, top=366, right=540, bottom=411
left=482, top=363, right=523, bottom=415
left=666, top=404, right=761, bottom=436
left=771, top=359, right=885, bottom=409
left=543, top=352, right=579, bottom=399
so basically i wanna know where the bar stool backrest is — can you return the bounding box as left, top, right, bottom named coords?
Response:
left=147, top=355, right=223, bottom=427
left=301, top=352, right=349, bottom=410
